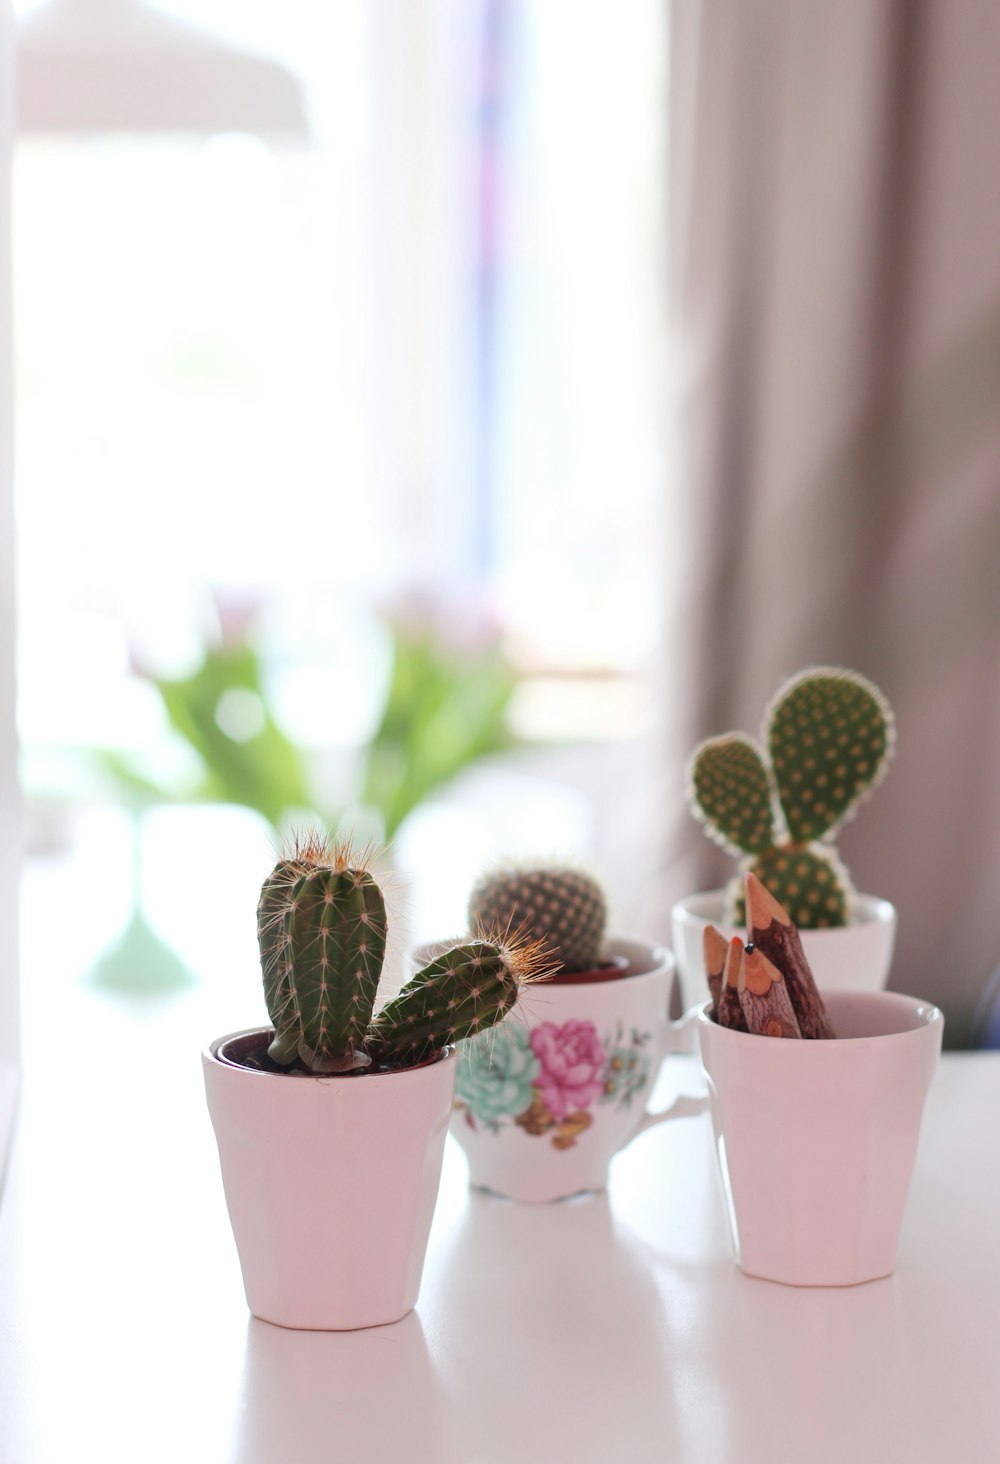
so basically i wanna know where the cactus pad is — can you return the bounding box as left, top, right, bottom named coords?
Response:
left=725, top=845, right=852, bottom=930
left=685, top=667, right=894, bottom=931
left=467, top=865, right=606, bottom=973
left=688, top=735, right=776, bottom=856
left=766, top=668, right=894, bottom=843
left=370, top=940, right=521, bottom=1066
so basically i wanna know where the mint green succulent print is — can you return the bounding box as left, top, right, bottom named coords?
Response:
left=599, top=1027, right=653, bottom=1111
left=455, top=1024, right=541, bottom=1130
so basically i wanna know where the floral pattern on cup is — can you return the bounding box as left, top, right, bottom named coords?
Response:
left=454, top=1025, right=540, bottom=1126
left=455, top=1020, right=653, bottom=1149
left=530, top=1019, right=606, bottom=1119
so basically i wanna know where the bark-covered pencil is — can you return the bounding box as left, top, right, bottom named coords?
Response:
left=703, top=923, right=728, bottom=1019
left=745, top=871, right=835, bottom=1039
left=717, top=936, right=748, bottom=1031
left=739, top=945, right=802, bottom=1038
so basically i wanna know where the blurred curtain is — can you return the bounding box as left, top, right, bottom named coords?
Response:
left=668, top=0, right=1000, bottom=1044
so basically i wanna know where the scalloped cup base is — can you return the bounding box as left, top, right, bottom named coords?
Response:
left=671, top=889, right=897, bottom=1012
left=203, top=1028, right=457, bottom=1330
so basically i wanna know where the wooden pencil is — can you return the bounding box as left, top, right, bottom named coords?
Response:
left=717, top=936, right=748, bottom=1031
left=703, top=923, right=728, bottom=1019
left=745, top=871, right=835, bottom=1039
left=739, top=945, right=802, bottom=1038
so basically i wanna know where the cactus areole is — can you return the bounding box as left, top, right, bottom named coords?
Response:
left=234, top=835, right=539, bottom=1076
left=686, top=667, right=895, bottom=929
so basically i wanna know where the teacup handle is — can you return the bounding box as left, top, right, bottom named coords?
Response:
left=631, top=1006, right=708, bottom=1139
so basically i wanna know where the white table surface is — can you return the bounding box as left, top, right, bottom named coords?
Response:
left=1, top=944, right=998, bottom=1464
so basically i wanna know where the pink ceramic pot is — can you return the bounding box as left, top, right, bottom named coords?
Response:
left=203, top=1030, right=457, bottom=1330
left=697, top=990, right=943, bottom=1286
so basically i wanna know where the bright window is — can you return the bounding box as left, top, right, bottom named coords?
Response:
left=14, top=0, right=669, bottom=961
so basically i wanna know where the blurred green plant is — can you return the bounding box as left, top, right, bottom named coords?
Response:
left=362, top=623, right=517, bottom=839
left=96, top=612, right=519, bottom=843
left=97, top=641, right=310, bottom=829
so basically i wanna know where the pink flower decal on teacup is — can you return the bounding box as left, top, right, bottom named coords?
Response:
left=454, top=1021, right=653, bottom=1149
left=529, top=1020, right=607, bottom=1121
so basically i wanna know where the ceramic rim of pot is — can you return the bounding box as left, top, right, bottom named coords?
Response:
left=207, top=1027, right=453, bottom=1079
left=675, top=888, right=894, bottom=930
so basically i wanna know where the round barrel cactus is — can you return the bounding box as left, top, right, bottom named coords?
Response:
left=467, top=864, right=607, bottom=973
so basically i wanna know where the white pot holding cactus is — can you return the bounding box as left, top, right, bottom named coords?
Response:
left=671, top=669, right=897, bottom=1010
left=431, top=863, right=706, bottom=1202
left=672, top=889, right=896, bottom=1011
left=203, top=836, right=537, bottom=1331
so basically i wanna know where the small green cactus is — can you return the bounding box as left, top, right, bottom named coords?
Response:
left=686, top=668, right=895, bottom=928
left=467, top=863, right=607, bottom=973
left=369, top=940, right=521, bottom=1067
left=257, top=836, right=537, bottom=1073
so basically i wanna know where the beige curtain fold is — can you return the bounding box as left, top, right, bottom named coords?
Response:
left=668, top=0, right=1000, bottom=1043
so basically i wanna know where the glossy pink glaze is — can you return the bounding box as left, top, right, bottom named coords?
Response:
left=203, top=1033, right=457, bottom=1329
left=698, top=990, right=943, bottom=1286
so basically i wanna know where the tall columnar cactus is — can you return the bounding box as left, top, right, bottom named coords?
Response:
left=257, top=837, right=539, bottom=1073
left=467, top=864, right=607, bottom=973
left=686, top=668, right=895, bottom=928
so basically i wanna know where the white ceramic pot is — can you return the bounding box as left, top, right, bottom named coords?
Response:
left=203, top=1030, right=456, bottom=1330
left=697, top=989, right=943, bottom=1286
left=671, top=889, right=897, bottom=1011
left=411, top=937, right=706, bottom=1203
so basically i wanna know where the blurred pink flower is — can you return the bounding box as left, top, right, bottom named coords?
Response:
left=377, top=581, right=504, bottom=657
left=529, top=1020, right=607, bottom=1120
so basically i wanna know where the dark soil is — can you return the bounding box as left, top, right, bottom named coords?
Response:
left=215, top=1029, right=446, bottom=1077
left=541, top=954, right=633, bottom=986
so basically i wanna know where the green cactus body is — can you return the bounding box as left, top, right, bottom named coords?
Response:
left=265, top=865, right=387, bottom=1072
left=370, top=940, right=520, bottom=1067
left=767, top=670, right=894, bottom=842
left=257, top=858, right=304, bottom=1065
left=726, top=846, right=851, bottom=929
left=687, top=668, right=894, bottom=930
left=689, top=735, right=776, bottom=856
left=468, top=866, right=606, bottom=972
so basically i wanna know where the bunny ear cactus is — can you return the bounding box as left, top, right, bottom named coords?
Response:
left=467, top=864, right=607, bottom=973
left=257, top=836, right=540, bottom=1073
left=687, top=668, right=895, bottom=929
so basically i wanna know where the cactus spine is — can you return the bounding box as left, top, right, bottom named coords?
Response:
left=257, top=837, right=536, bottom=1073
left=467, top=865, right=607, bottom=973
left=686, top=668, right=895, bottom=929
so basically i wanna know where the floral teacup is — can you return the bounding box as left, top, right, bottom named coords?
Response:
left=415, top=937, right=706, bottom=1202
